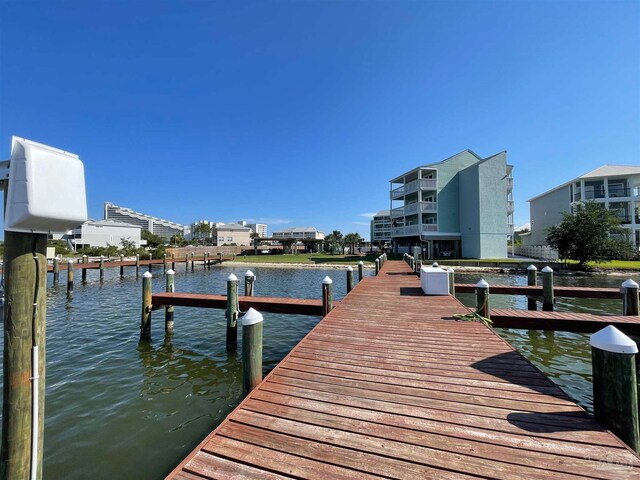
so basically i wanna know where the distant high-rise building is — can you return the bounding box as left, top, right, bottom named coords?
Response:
left=370, top=210, right=391, bottom=245
left=237, top=220, right=267, bottom=238
left=104, top=202, right=188, bottom=240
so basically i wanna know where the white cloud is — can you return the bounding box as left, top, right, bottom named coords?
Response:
left=353, top=221, right=370, bottom=226
left=257, top=218, right=292, bottom=225
left=359, top=212, right=376, bottom=219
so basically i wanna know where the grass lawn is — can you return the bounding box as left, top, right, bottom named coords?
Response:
left=586, top=260, right=640, bottom=271
left=230, top=253, right=385, bottom=265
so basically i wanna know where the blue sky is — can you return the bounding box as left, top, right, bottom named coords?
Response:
left=1, top=0, right=638, bottom=239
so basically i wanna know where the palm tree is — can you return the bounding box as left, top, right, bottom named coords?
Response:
left=344, top=233, right=363, bottom=255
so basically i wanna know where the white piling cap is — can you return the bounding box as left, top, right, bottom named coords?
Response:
left=590, top=326, right=638, bottom=354
left=622, top=279, right=639, bottom=289
left=68, top=259, right=74, bottom=264
left=100, top=255, right=104, bottom=259
left=476, top=279, right=489, bottom=288
left=527, top=264, right=537, bottom=271
left=227, top=273, right=238, bottom=282
left=322, top=276, right=333, bottom=285
left=242, top=307, right=263, bottom=326
left=358, top=261, right=364, bottom=265
left=432, top=262, right=439, bottom=267
left=541, top=266, right=553, bottom=273
left=166, top=269, right=175, bottom=275
left=143, top=271, right=152, bottom=278
left=347, top=266, right=353, bottom=272
left=245, top=270, right=255, bottom=277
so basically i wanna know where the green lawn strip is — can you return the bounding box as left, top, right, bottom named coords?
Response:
left=230, top=253, right=380, bottom=265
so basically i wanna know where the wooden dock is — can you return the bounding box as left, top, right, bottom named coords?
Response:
left=46, top=256, right=229, bottom=272
left=166, top=260, right=640, bottom=479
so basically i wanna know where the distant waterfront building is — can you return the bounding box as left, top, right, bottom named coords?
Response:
left=104, top=202, right=188, bottom=240
left=66, top=219, right=143, bottom=251
left=390, top=150, right=513, bottom=258
left=272, top=227, right=325, bottom=241
left=237, top=221, right=268, bottom=238
left=189, top=220, right=215, bottom=242
left=522, top=165, right=640, bottom=249
left=370, top=210, right=391, bottom=245
left=212, top=223, right=252, bottom=246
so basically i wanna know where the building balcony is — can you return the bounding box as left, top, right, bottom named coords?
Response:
left=391, top=223, right=438, bottom=237
left=507, top=177, right=513, bottom=191
left=390, top=178, right=437, bottom=199
left=390, top=202, right=437, bottom=218
left=507, top=200, right=514, bottom=214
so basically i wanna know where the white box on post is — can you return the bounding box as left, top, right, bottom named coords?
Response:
left=420, top=266, right=450, bottom=295
left=4, top=137, right=87, bottom=233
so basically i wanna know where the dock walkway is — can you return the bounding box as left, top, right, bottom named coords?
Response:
left=167, top=260, right=640, bottom=479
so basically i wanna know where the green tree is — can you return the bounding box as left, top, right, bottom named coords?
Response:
left=47, top=239, right=71, bottom=256
left=142, top=230, right=164, bottom=248
left=120, top=237, right=138, bottom=256
left=344, top=233, right=363, bottom=255
left=170, top=233, right=186, bottom=247
left=546, top=202, right=634, bottom=268
left=324, top=230, right=343, bottom=255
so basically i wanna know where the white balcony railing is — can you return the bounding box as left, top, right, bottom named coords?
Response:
left=420, top=178, right=437, bottom=190
left=507, top=200, right=514, bottom=214
left=391, top=202, right=437, bottom=218
left=391, top=224, right=438, bottom=237
left=391, top=178, right=437, bottom=199
left=421, top=224, right=438, bottom=232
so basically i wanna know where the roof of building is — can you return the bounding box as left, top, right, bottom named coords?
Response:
left=527, top=165, right=640, bottom=202
left=104, top=202, right=186, bottom=228
left=374, top=210, right=390, bottom=217
left=273, top=227, right=322, bottom=233
left=86, top=219, right=141, bottom=229
left=214, top=223, right=251, bottom=232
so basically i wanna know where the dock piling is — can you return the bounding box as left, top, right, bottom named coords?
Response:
left=622, top=279, right=639, bottom=316
left=226, top=273, right=239, bottom=350
left=190, top=252, right=194, bottom=271
left=358, top=260, right=364, bottom=282
left=99, top=255, right=105, bottom=281
left=163, top=253, right=167, bottom=273
left=527, top=265, right=537, bottom=310
left=53, top=256, right=60, bottom=285
left=67, top=260, right=74, bottom=298
left=590, top=326, right=639, bottom=452
left=542, top=266, right=554, bottom=311
left=242, top=308, right=264, bottom=395
left=136, top=254, right=140, bottom=277
left=148, top=252, right=153, bottom=272
left=322, top=276, right=333, bottom=317
left=447, top=267, right=455, bottom=296
left=476, top=279, right=490, bottom=319
left=141, top=271, right=153, bottom=340
left=375, top=258, right=380, bottom=275
left=82, top=255, right=88, bottom=282
left=346, top=266, right=354, bottom=293
left=244, top=270, right=255, bottom=297
left=171, top=253, right=175, bottom=270
left=165, top=269, right=175, bottom=334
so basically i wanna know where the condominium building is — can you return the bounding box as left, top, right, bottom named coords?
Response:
left=272, top=227, right=325, bottom=241
left=370, top=210, right=391, bottom=245
left=190, top=220, right=215, bottom=242
left=104, top=202, right=188, bottom=239
left=237, top=221, right=268, bottom=238
left=390, top=150, right=513, bottom=258
left=522, top=165, right=640, bottom=248
left=212, top=223, right=252, bottom=246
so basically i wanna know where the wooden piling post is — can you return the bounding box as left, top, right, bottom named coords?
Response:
left=185, top=252, right=188, bottom=271
left=163, top=253, right=167, bottom=273
left=542, top=266, right=554, bottom=311
left=591, top=326, right=639, bottom=452
left=67, top=259, right=74, bottom=298
left=190, top=252, right=194, bottom=271
left=171, top=252, right=175, bottom=270
left=136, top=254, right=140, bottom=277
left=82, top=255, right=88, bottom=282
left=53, top=256, right=60, bottom=285
left=205, top=252, right=209, bottom=269
left=165, top=269, right=175, bottom=334
left=346, top=266, right=354, bottom=293
left=242, top=308, right=263, bottom=395
left=1, top=232, right=47, bottom=479
left=358, top=260, right=364, bottom=282
left=527, top=265, right=537, bottom=311
left=622, top=279, right=639, bottom=316
left=322, top=276, right=333, bottom=317
left=140, top=272, right=153, bottom=340
left=375, top=258, right=380, bottom=275
left=99, top=255, right=105, bottom=281
left=476, top=279, right=490, bottom=319
left=119, top=254, right=125, bottom=277
left=219, top=252, right=223, bottom=264
left=226, top=273, right=239, bottom=350
left=244, top=270, right=255, bottom=296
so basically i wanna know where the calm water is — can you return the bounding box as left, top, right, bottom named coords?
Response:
left=0, top=265, right=638, bottom=479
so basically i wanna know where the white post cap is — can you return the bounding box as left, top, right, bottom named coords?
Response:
left=590, top=325, right=638, bottom=354
left=100, top=255, right=104, bottom=259
left=432, top=262, right=439, bottom=267
left=476, top=279, right=489, bottom=288
left=227, top=273, right=238, bottom=281
left=527, top=264, right=537, bottom=271
left=347, top=266, right=353, bottom=272
left=322, top=276, right=333, bottom=285
left=242, top=307, right=263, bottom=326
left=143, top=271, right=152, bottom=278
left=245, top=270, right=255, bottom=277
left=166, top=269, right=175, bottom=275
left=68, top=259, right=74, bottom=264
left=541, top=266, right=553, bottom=273
left=622, top=279, right=639, bottom=289
left=358, top=261, right=364, bottom=265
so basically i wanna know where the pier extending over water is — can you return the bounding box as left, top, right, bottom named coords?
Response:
left=166, top=260, right=640, bottom=479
